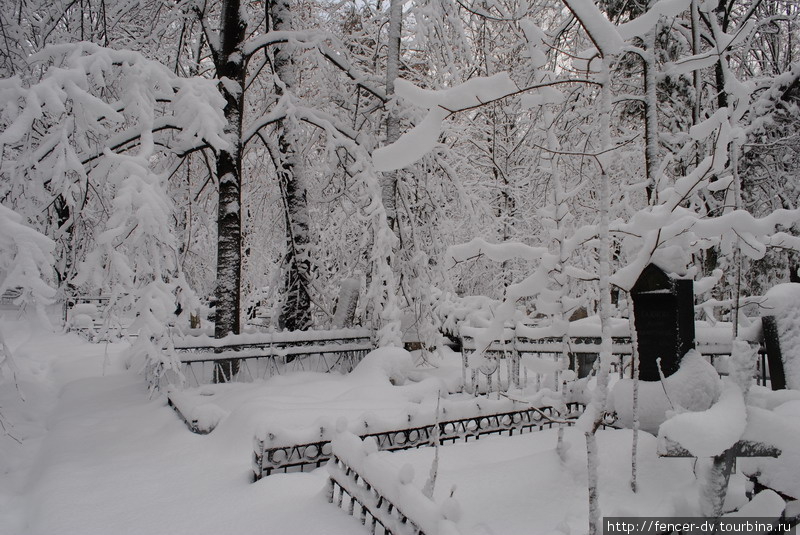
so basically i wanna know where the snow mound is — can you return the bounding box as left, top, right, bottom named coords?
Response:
left=740, top=405, right=800, bottom=500
left=725, top=489, right=785, bottom=522
left=612, top=350, right=721, bottom=433
left=658, top=381, right=746, bottom=457
left=351, top=346, right=416, bottom=384
left=189, top=403, right=229, bottom=433
left=773, top=400, right=800, bottom=418
left=748, top=385, right=800, bottom=410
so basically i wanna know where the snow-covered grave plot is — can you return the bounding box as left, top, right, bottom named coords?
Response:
left=0, top=317, right=451, bottom=534
left=327, top=426, right=756, bottom=535
left=165, top=346, right=463, bottom=435
left=163, top=345, right=583, bottom=478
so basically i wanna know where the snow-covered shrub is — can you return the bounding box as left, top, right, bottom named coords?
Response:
left=0, top=43, right=227, bottom=385
left=612, top=350, right=722, bottom=434
left=0, top=205, right=56, bottom=326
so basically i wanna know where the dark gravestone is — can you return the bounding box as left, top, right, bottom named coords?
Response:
left=569, top=353, right=597, bottom=379
left=631, top=264, right=695, bottom=381
left=762, top=316, right=787, bottom=390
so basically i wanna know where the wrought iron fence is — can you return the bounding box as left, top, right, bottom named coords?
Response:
left=328, top=454, right=436, bottom=535
left=253, top=402, right=586, bottom=481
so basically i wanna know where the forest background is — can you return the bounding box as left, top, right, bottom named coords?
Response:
left=1, top=0, right=799, bottom=370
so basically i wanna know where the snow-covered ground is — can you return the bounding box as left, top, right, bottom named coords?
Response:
left=376, top=428, right=707, bottom=534
left=0, top=310, right=796, bottom=535
left=0, top=313, right=363, bottom=535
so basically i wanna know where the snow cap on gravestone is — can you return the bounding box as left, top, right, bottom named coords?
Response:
left=650, top=245, right=691, bottom=278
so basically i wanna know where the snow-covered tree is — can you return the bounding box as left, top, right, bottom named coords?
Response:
left=0, top=43, right=227, bottom=380
left=0, top=204, right=56, bottom=325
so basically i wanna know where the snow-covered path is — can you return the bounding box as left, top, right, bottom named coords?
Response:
left=24, top=373, right=358, bottom=535
left=0, top=317, right=361, bottom=535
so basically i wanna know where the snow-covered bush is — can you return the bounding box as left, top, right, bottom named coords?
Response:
left=1, top=43, right=226, bottom=383
left=612, top=350, right=721, bottom=434
left=0, top=205, right=56, bottom=325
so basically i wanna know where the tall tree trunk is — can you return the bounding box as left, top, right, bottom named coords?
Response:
left=383, top=0, right=402, bottom=230
left=272, top=0, right=313, bottom=332
left=213, top=0, right=246, bottom=381
left=370, top=0, right=404, bottom=347
left=643, top=25, right=658, bottom=204
left=586, top=56, right=615, bottom=535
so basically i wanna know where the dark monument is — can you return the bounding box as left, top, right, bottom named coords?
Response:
left=631, top=264, right=695, bottom=381
left=762, top=316, right=787, bottom=390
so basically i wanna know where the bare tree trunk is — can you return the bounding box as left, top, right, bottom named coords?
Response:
left=370, top=0, right=404, bottom=347
left=546, top=119, right=571, bottom=460
left=382, top=0, right=402, bottom=230
left=586, top=56, right=615, bottom=535
left=643, top=25, right=658, bottom=204
left=332, top=278, right=361, bottom=328
left=691, top=0, right=702, bottom=129
left=213, top=0, right=246, bottom=381
left=272, top=0, right=313, bottom=332
left=586, top=430, right=601, bottom=535
left=627, top=295, right=641, bottom=493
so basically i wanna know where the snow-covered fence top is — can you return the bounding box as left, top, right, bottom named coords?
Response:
left=173, top=327, right=372, bottom=350
left=63, top=295, right=112, bottom=334
left=0, top=287, right=23, bottom=306
left=461, top=318, right=758, bottom=359
left=253, top=397, right=585, bottom=480
left=462, top=316, right=759, bottom=355
left=327, top=432, right=463, bottom=535
left=459, top=317, right=762, bottom=394
left=459, top=319, right=633, bottom=394
left=161, top=328, right=374, bottom=388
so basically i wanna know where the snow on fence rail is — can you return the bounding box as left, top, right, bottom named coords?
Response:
left=62, top=295, right=124, bottom=338
left=160, top=328, right=374, bottom=388
left=460, top=328, right=632, bottom=394
left=253, top=401, right=586, bottom=481
left=173, top=327, right=373, bottom=349
left=0, top=287, right=23, bottom=306
left=327, top=432, right=463, bottom=535
left=460, top=320, right=763, bottom=394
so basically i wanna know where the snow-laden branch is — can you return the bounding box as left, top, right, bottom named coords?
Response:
left=373, top=75, right=599, bottom=171
left=446, top=237, right=548, bottom=269
left=373, top=74, right=517, bottom=172
left=559, top=0, right=624, bottom=56
left=242, top=30, right=325, bottom=57
left=618, top=0, right=691, bottom=40
left=3, top=43, right=229, bottom=164
left=316, top=44, right=388, bottom=103
left=242, top=105, right=288, bottom=146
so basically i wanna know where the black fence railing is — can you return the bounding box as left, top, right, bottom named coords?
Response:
left=253, top=402, right=586, bottom=481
